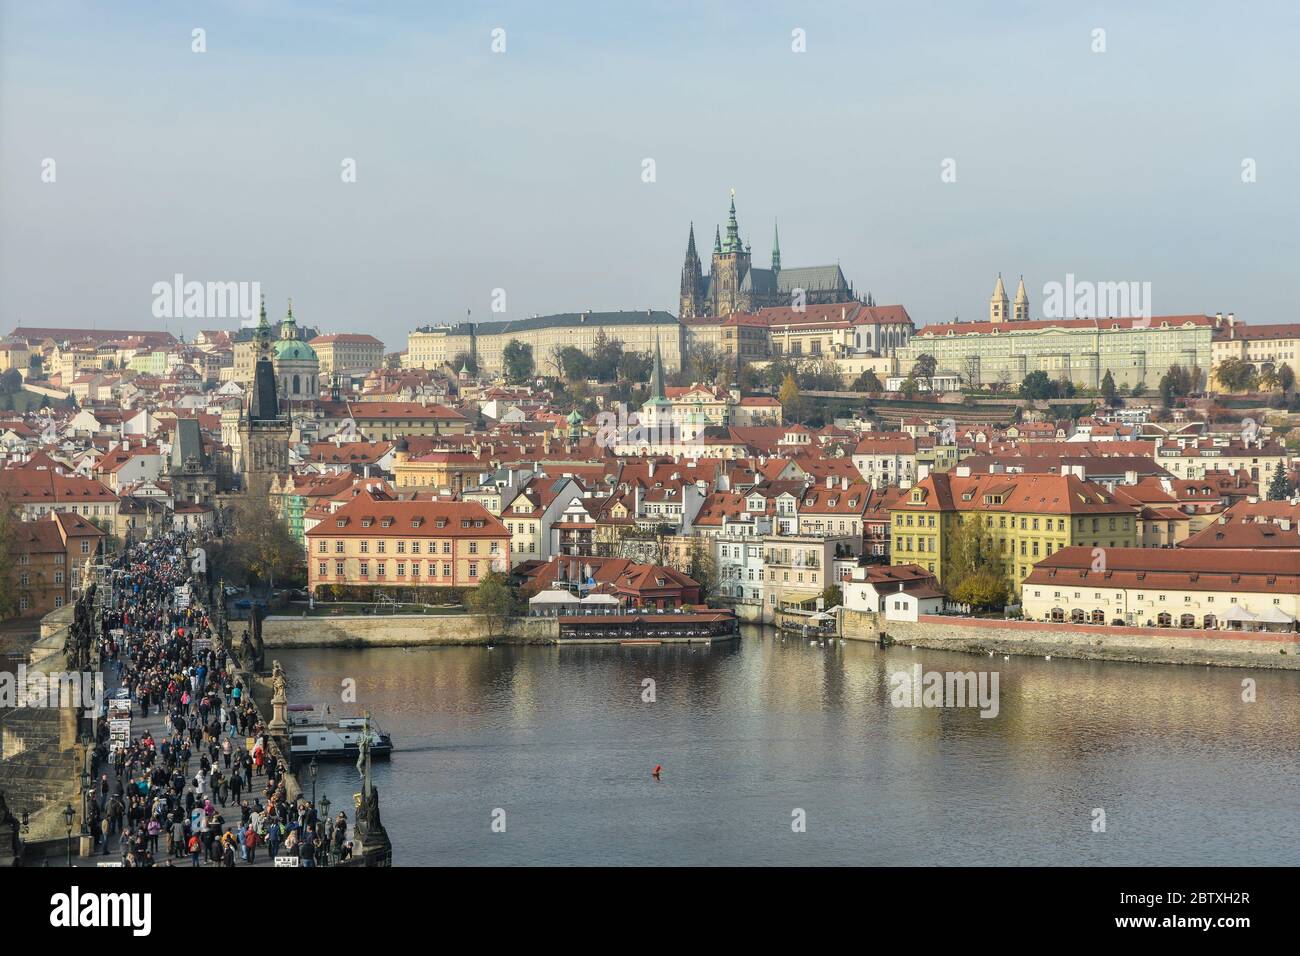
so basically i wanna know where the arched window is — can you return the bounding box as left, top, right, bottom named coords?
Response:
left=1070, top=608, right=1085, bottom=623
left=1157, top=612, right=1172, bottom=628
left=1203, top=614, right=1217, bottom=630
left=1090, top=609, right=1105, bottom=624
left=292, top=373, right=300, bottom=394
left=1179, top=614, right=1195, bottom=629
left=1050, top=607, right=1065, bottom=622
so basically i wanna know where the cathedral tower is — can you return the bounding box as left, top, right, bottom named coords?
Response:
left=710, top=190, right=752, bottom=316
left=1013, top=275, right=1030, bottom=321
left=989, top=273, right=1010, bottom=324
left=678, top=223, right=706, bottom=319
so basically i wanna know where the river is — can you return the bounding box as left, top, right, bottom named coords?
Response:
left=274, top=625, right=1299, bottom=866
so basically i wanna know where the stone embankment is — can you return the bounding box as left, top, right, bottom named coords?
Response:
left=261, top=613, right=557, bottom=648
left=842, top=611, right=1300, bottom=669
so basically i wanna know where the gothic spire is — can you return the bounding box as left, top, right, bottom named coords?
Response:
left=771, top=220, right=781, bottom=272
left=648, top=334, right=667, bottom=402
left=685, top=222, right=697, bottom=258
left=713, top=225, right=722, bottom=254
left=724, top=188, right=740, bottom=253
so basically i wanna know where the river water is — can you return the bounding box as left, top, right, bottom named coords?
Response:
left=275, top=626, right=1299, bottom=866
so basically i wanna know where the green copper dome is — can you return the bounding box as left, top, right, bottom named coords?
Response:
left=273, top=338, right=317, bottom=362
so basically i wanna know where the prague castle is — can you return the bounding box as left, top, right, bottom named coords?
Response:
left=678, top=191, right=855, bottom=318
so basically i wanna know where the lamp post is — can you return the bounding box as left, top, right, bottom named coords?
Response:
left=309, top=756, right=318, bottom=809
left=79, top=769, right=91, bottom=831
left=63, top=803, right=75, bottom=867
left=319, top=795, right=331, bottom=865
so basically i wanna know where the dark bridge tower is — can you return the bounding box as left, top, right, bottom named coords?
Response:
left=678, top=223, right=706, bottom=319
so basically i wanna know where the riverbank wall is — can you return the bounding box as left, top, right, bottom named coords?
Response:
left=262, top=614, right=557, bottom=648
left=841, top=611, right=1300, bottom=669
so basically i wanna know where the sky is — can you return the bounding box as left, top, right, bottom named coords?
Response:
left=2, top=0, right=1297, bottom=350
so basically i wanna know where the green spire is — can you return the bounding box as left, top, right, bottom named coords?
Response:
left=724, top=188, right=740, bottom=253
left=713, top=225, right=722, bottom=254
left=771, top=220, right=781, bottom=272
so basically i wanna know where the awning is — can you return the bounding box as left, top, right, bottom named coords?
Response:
left=1223, top=606, right=1257, bottom=622
left=1255, top=606, right=1296, bottom=624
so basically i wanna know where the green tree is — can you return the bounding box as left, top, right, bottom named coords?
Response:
left=220, top=477, right=304, bottom=590
left=452, top=351, right=478, bottom=376
left=466, top=570, right=519, bottom=637
left=944, top=514, right=1007, bottom=603
left=1099, top=369, right=1117, bottom=405
left=821, top=583, right=843, bottom=609
left=911, top=354, right=938, bottom=391
left=951, top=570, right=1009, bottom=610
left=1213, top=358, right=1256, bottom=393
left=1279, top=363, right=1296, bottom=393
left=617, top=349, right=652, bottom=384
left=1159, top=364, right=1195, bottom=406
left=589, top=329, right=625, bottom=382
left=687, top=538, right=718, bottom=605
left=501, top=339, right=534, bottom=384
left=852, top=369, right=884, bottom=392
left=1266, top=460, right=1293, bottom=501
left=1019, top=370, right=1055, bottom=400
left=778, top=372, right=800, bottom=419
left=0, top=368, right=21, bottom=394
left=557, top=346, right=593, bottom=382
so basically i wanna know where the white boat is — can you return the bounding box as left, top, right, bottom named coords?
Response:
left=286, top=704, right=393, bottom=759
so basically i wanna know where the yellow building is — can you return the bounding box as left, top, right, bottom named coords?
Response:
left=1211, top=319, right=1298, bottom=376
left=889, top=472, right=1139, bottom=595
left=406, top=312, right=683, bottom=378
left=310, top=333, right=385, bottom=375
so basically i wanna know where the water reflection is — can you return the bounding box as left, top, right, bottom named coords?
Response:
left=276, top=625, right=1299, bottom=866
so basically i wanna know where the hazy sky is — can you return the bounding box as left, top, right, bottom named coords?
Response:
left=2, top=1, right=1297, bottom=350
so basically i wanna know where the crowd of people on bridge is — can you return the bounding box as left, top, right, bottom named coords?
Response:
left=84, top=532, right=352, bottom=867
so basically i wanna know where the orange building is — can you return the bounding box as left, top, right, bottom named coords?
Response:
left=7, top=511, right=106, bottom=618
left=305, top=494, right=510, bottom=595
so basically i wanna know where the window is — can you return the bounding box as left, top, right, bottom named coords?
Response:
left=360, top=541, right=369, bottom=553
left=443, top=563, right=451, bottom=577
left=469, top=563, right=478, bottom=578
left=318, top=541, right=326, bottom=553
left=318, top=562, right=327, bottom=576
left=469, top=541, right=478, bottom=554
left=360, top=562, right=369, bottom=577
left=336, top=561, right=344, bottom=576
left=336, top=541, right=344, bottom=553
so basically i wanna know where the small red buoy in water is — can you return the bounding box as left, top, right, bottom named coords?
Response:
left=652, top=764, right=662, bottom=778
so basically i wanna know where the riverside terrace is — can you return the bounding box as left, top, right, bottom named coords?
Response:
left=550, top=608, right=739, bottom=644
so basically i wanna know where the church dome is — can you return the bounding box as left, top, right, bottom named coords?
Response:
left=273, top=339, right=317, bottom=362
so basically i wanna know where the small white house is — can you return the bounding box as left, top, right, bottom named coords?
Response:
left=844, top=563, right=945, bottom=622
